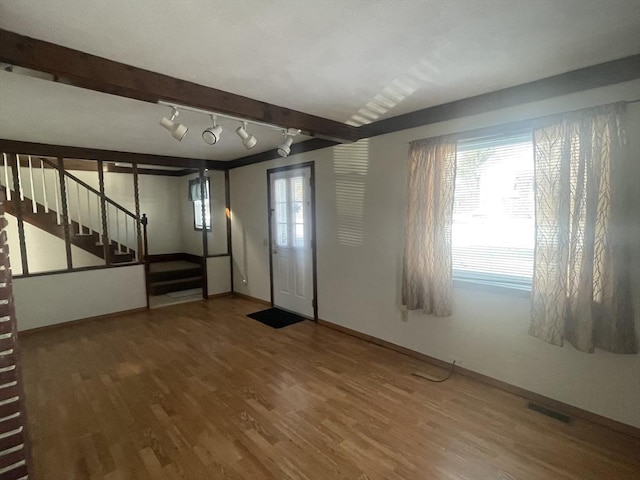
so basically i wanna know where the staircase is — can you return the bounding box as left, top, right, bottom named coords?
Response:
left=148, top=261, right=202, bottom=295
left=1, top=153, right=141, bottom=268
left=2, top=187, right=134, bottom=263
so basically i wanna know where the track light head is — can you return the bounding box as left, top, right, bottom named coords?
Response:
left=202, top=115, right=222, bottom=145
left=277, top=134, right=294, bottom=157
left=236, top=122, right=257, bottom=149
left=160, top=108, right=188, bottom=141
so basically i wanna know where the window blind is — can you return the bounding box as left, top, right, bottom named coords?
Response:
left=452, top=132, right=534, bottom=289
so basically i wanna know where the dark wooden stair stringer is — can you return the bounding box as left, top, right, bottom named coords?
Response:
left=2, top=187, right=134, bottom=264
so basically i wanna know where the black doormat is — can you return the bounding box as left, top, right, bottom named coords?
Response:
left=247, top=307, right=306, bottom=329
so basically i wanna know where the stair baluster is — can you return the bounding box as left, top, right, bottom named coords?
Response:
left=124, top=213, right=128, bottom=254
left=40, top=158, right=49, bottom=213
left=27, top=155, right=37, bottom=214
left=52, top=165, right=61, bottom=225
left=9, top=153, right=29, bottom=274
left=2, top=153, right=12, bottom=201
left=57, top=157, right=73, bottom=270
left=86, top=188, right=91, bottom=234
left=64, top=176, right=71, bottom=225
left=16, top=155, right=24, bottom=201
left=75, top=182, right=82, bottom=235
left=115, top=207, right=120, bottom=253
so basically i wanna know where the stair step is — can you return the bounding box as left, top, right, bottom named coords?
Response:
left=148, top=267, right=202, bottom=283
left=111, top=252, right=134, bottom=264
left=149, top=276, right=202, bottom=296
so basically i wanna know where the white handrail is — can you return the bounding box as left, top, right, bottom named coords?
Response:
left=28, top=156, right=37, bottom=213
left=2, top=153, right=11, bottom=201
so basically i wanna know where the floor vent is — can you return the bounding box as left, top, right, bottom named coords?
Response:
left=528, top=402, right=572, bottom=424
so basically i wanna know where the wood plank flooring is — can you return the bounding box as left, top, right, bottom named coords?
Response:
left=18, top=297, right=640, bottom=479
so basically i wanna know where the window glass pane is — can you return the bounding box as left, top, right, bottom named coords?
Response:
left=194, top=199, right=211, bottom=230
left=275, top=178, right=287, bottom=204
left=293, top=176, right=304, bottom=202
left=294, top=223, right=304, bottom=247
left=291, top=177, right=304, bottom=247
left=277, top=223, right=288, bottom=246
left=276, top=203, right=288, bottom=224
left=294, top=202, right=303, bottom=224
left=453, top=132, right=534, bottom=287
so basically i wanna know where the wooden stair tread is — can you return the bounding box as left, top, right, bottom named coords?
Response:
left=150, top=276, right=202, bottom=287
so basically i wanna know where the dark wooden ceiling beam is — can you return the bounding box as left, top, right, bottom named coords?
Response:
left=0, top=139, right=227, bottom=170
left=363, top=54, right=640, bottom=137
left=0, top=29, right=360, bottom=143
left=13, top=155, right=195, bottom=176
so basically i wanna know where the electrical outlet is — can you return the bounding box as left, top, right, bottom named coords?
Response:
left=400, top=308, right=408, bottom=322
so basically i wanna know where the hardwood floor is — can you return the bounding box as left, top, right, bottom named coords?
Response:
left=19, top=297, right=640, bottom=479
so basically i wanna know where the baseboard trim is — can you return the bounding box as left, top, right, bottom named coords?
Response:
left=318, top=318, right=640, bottom=440
left=232, top=292, right=271, bottom=307
left=18, top=307, right=148, bottom=336
left=207, top=292, right=233, bottom=299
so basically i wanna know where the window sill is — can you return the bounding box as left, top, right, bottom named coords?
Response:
left=453, top=278, right=531, bottom=298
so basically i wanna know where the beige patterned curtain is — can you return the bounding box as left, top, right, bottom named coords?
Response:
left=402, top=137, right=456, bottom=316
left=530, top=103, right=637, bottom=353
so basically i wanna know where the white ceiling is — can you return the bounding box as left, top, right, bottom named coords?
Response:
left=0, top=0, right=639, bottom=159
left=0, top=69, right=311, bottom=161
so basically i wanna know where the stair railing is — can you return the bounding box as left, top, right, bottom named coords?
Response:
left=39, top=157, right=140, bottom=261
left=0, top=153, right=146, bottom=272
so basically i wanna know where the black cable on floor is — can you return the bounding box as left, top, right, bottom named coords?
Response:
left=412, top=360, right=456, bottom=383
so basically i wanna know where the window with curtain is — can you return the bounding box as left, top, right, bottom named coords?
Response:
left=403, top=102, right=636, bottom=353
left=529, top=104, right=636, bottom=353
left=189, top=178, right=211, bottom=231
left=452, top=132, right=534, bottom=290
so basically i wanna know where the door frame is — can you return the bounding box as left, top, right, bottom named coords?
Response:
left=266, top=161, right=318, bottom=321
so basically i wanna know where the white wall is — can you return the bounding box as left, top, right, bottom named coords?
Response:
left=230, top=80, right=640, bottom=428
left=13, top=264, right=146, bottom=331
left=207, top=256, right=232, bottom=296
left=102, top=172, right=184, bottom=255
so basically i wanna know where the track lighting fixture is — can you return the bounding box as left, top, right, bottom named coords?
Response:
left=277, top=132, right=294, bottom=157
left=202, top=115, right=222, bottom=145
left=157, top=101, right=302, bottom=151
left=159, top=108, right=188, bottom=141
left=236, top=122, right=257, bottom=149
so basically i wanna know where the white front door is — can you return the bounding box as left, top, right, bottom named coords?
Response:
left=270, top=167, right=314, bottom=318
